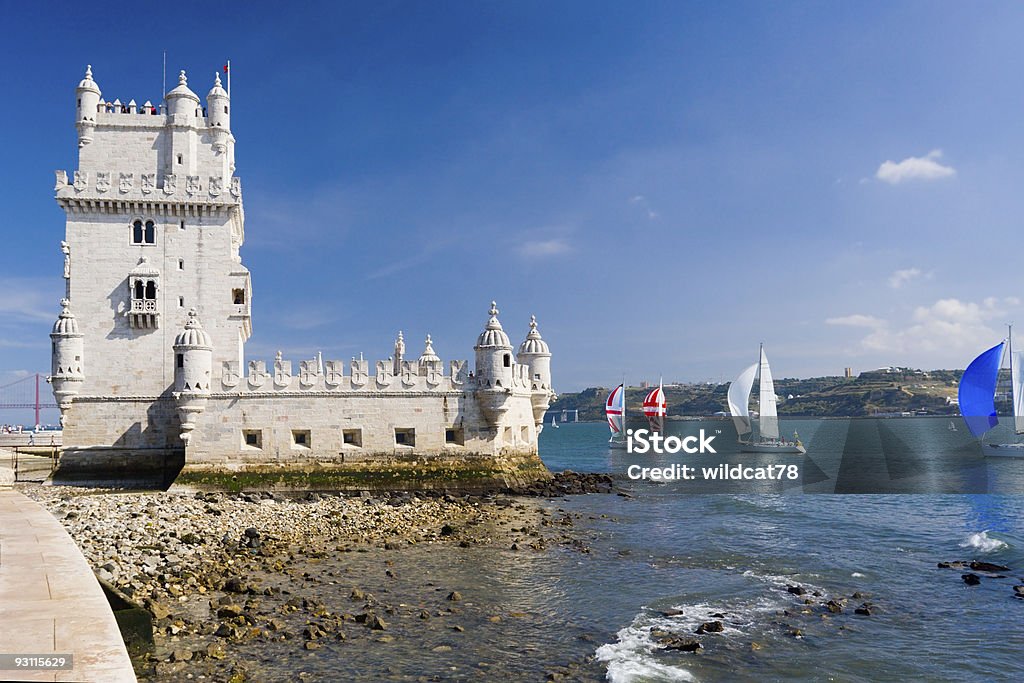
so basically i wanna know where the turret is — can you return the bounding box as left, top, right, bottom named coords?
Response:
left=517, top=315, right=555, bottom=431
left=474, top=302, right=514, bottom=425
left=165, top=70, right=200, bottom=120
left=49, top=299, right=84, bottom=425
left=75, top=65, right=101, bottom=147
left=418, top=334, right=441, bottom=377
left=206, top=72, right=230, bottom=152
left=172, top=309, right=213, bottom=445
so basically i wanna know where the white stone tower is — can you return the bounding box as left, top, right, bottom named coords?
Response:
left=53, top=65, right=250, bottom=441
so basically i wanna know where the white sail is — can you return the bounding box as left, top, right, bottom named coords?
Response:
left=758, top=346, right=779, bottom=441
left=728, top=363, right=758, bottom=437
left=1014, top=351, right=1024, bottom=434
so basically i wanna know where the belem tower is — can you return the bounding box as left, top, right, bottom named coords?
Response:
left=48, top=66, right=555, bottom=489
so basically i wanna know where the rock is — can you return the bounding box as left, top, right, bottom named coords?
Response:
left=451, top=625, right=465, bottom=632
left=170, top=649, right=192, bottom=662
left=432, top=645, right=452, bottom=653
left=1012, top=585, right=1024, bottom=597
left=217, top=604, right=243, bottom=619
left=660, top=609, right=684, bottom=617
left=786, top=584, right=806, bottom=596
left=350, top=587, right=365, bottom=601
left=304, top=641, right=320, bottom=650
left=970, top=561, right=1010, bottom=573
left=447, top=591, right=463, bottom=602
left=657, top=635, right=702, bottom=652
left=786, top=628, right=803, bottom=638
left=419, top=610, right=431, bottom=620
left=369, top=615, right=388, bottom=631
left=824, top=600, right=843, bottom=614
left=855, top=605, right=872, bottom=616
left=440, top=524, right=455, bottom=536
left=695, top=620, right=724, bottom=634
left=144, top=598, right=171, bottom=620
left=215, top=623, right=239, bottom=639
left=962, top=573, right=982, bottom=586
left=224, top=577, right=249, bottom=593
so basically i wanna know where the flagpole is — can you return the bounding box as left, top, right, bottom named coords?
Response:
left=227, top=59, right=231, bottom=98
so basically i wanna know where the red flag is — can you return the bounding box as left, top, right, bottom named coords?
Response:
left=223, top=64, right=229, bottom=73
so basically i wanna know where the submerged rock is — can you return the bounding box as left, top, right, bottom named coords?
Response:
left=962, top=573, right=982, bottom=586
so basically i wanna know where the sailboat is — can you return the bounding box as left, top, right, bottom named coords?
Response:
left=643, top=381, right=667, bottom=432
left=606, top=384, right=627, bottom=448
left=550, top=414, right=559, bottom=429
left=727, top=345, right=806, bottom=454
left=959, top=326, right=1024, bottom=457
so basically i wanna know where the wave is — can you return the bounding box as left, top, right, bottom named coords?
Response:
left=959, top=531, right=1008, bottom=554
left=596, top=571, right=823, bottom=681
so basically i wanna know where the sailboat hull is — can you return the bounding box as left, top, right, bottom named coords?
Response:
left=983, top=443, right=1024, bottom=458
left=740, top=442, right=806, bottom=455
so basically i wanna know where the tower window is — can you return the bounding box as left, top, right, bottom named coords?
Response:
left=445, top=428, right=465, bottom=446
left=178, top=259, right=184, bottom=270
left=224, top=105, right=229, bottom=114
left=145, top=280, right=156, bottom=299
left=180, top=220, right=185, bottom=230
left=394, top=428, right=416, bottom=447
left=131, top=219, right=156, bottom=245
left=292, top=430, right=311, bottom=449
left=134, top=280, right=144, bottom=300
left=503, top=354, right=511, bottom=368
left=232, top=288, right=246, bottom=305
left=177, top=154, right=183, bottom=165
left=176, top=354, right=183, bottom=369
left=242, top=430, right=263, bottom=449
left=343, top=429, right=362, bottom=447
left=178, top=297, right=184, bottom=308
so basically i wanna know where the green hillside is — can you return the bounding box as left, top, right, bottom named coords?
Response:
left=550, top=368, right=964, bottom=420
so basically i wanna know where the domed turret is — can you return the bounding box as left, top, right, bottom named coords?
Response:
left=49, top=299, right=84, bottom=424
left=166, top=70, right=200, bottom=119
left=76, top=65, right=101, bottom=147
left=207, top=72, right=231, bottom=152
left=517, top=315, right=555, bottom=431
left=173, top=309, right=213, bottom=445
left=473, top=302, right=515, bottom=426
left=474, top=302, right=514, bottom=388
left=419, top=334, right=440, bottom=364
left=418, top=334, right=441, bottom=377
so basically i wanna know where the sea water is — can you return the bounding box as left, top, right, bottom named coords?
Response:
left=252, top=418, right=1024, bottom=681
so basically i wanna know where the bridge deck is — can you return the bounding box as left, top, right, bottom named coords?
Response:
left=0, top=486, right=136, bottom=682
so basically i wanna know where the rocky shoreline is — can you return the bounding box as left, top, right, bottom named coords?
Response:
left=21, top=471, right=615, bottom=682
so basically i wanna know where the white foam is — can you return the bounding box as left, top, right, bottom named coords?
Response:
left=851, top=572, right=865, bottom=578
left=596, top=572, right=814, bottom=682
left=596, top=624, right=696, bottom=682
left=960, top=531, right=1007, bottom=553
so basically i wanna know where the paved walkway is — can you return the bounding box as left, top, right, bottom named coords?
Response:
left=0, top=488, right=136, bottom=682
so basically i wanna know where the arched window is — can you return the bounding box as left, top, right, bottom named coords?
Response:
left=132, top=220, right=143, bottom=244
left=503, top=354, right=511, bottom=368
left=144, top=221, right=155, bottom=244
left=133, top=280, right=144, bottom=300
left=145, top=280, right=156, bottom=299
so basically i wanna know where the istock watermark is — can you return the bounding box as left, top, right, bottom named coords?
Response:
left=626, top=428, right=717, bottom=454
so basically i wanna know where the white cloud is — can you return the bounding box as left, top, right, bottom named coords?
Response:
left=875, top=149, right=956, bottom=185
left=888, top=267, right=922, bottom=289
left=829, top=297, right=1012, bottom=357
left=518, top=238, right=571, bottom=257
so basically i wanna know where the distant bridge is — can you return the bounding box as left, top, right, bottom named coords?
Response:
left=0, top=374, right=57, bottom=426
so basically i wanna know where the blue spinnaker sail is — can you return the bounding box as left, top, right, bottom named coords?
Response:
left=959, top=341, right=1005, bottom=438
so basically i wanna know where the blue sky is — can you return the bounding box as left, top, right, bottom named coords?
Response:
left=2, top=1, right=1024, bottom=423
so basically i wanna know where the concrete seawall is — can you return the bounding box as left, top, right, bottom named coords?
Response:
left=0, top=487, right=136, bottom=682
